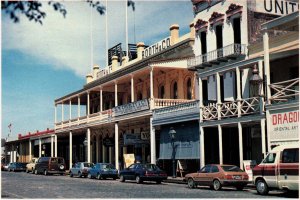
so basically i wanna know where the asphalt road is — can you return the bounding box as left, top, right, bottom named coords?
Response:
left=1, top=171, right=298, bottom=198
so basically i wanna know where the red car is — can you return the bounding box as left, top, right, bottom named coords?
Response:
left=185, top=164, right=250, bottom=190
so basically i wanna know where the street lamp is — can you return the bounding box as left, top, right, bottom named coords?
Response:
left=250, top=64, right=263, bottom=97
left=169, top=127, right=176, bottom=178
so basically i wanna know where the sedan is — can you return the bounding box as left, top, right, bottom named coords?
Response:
left=185, top=164, right=249, bottom=191
left=7, top=162, right=27, bottom=172
left=119, top=163, right=167, bottom=184
left=88, top=163, right=118, bottom=180
left=70, top=162, right=94, bottom=178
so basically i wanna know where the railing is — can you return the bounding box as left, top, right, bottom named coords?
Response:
left=220, top=101, right=238, bottom=118
left=202, top=102, right=218, bottom=120
left=240, top=97, right=260, bottom=115
left=154, top=100, right=199, bottom=119
left=187, top=43, right=246, bottom=68
left=269, top=78, right=299, bottom=104
left=154, top=98, right=195, bottom=109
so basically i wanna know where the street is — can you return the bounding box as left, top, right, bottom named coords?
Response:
left=1, top=171, right=298, bottom=198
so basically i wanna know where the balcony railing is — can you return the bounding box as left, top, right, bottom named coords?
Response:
left=153, top=98, right=195, bottom=109
left=269, top=78, right=299, bottom=104
left=202, top=97, right=260, bottom=121
left=187, top=43, right=246, bottom=69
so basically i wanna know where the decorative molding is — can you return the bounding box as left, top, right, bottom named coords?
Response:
left=226, top=3, right=243, bottom=19
left=195, top=19, right=208, bottom=32
left=209, top=12, right=225, bottom=26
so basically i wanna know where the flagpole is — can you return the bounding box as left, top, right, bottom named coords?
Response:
left=125, top=0, right=128, bottom=58
left=105, top=0, right=108, bottom=67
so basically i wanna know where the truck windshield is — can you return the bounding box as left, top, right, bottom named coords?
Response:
left=263, top=153, right=276, bottom=163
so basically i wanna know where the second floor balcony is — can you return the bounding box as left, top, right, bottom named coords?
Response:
left=269, top=78, right=299, bottom=104
left=187, top=43, right=247, bottom=70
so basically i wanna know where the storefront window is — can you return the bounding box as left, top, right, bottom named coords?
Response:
left=187, top=78, right=192, bottom=100
left=159, top=85, right=165, bottom=99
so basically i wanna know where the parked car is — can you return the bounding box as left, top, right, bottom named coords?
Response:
left=70, top=162, right=94, bottom=178
left=7, top=162, right=27, bottom=172
left=34, top=157, right=66, bottom=175
left=3, top=164, right=9, bottom=171
left=253, top=144, right=299, bottom=195
left=26, top=157, right=38, bottom=173
left=119, top=163, right=167, bottom=184
left=88, top=163, right=118, bottom=180
left=185, top=164, right=249, bottom=191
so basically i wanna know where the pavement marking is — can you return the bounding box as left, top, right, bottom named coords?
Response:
left=2, top=191, right=27, bottom=199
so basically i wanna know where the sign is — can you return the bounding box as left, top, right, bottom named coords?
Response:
left=141, top=131, right=150, bottom=140
left=123, top=154, right=135, bottom=168
left=123, top=134, right=149, bottom=145
left=113, top=99, right=149, bottom=117
left=269, top=110, right=299, bottom=143
left=142, top=37, right=171, bottom=59
left=103, top=137, right=114, bottom=147
left=243, top=160, right=257, bottom=182
left=253, top=0, right=299, bottom=16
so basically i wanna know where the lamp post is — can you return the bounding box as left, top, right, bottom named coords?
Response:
left=169, top=127, right=176, bottom=178
left=83, top=138, right=87, bottom=162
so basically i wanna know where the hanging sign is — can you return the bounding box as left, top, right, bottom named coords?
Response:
left=113, top=99, right=149, bottom=116
left=103, top=137, right=114, bottom=147
left=123, top=154, right=135, bottom=168
left=142, top=37, right=171, bottom=59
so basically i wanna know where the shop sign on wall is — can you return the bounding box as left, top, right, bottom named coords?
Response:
left=113, top=99, right=149, bottom=116
left=103, top=137, right=114, bottom=147
left=123, top=134, right=149, bottom=145
left=253, top=0, right=299, bottom=16
left=142, top=37, right=171, bottom=59
left=269, top=110, right=299, bottom=142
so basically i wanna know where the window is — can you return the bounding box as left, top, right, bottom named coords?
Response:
left=211, top=166, right=219, bottom=173
left=200, top=31, right=207, bottom=55
left=173, top=82, right=178, bottom=99
left=233, top=17, right=241, bottom=44
left=159, top=85, right=165, bottom=99
left=187, top=78, right=192, bottom=100
left=200, top=165, right=211, bottom=173
left=282, top=148, right=299, bottom=163
left=137, top=92, right=143, bottom=101
left=263, top=153, right=276, bottom=163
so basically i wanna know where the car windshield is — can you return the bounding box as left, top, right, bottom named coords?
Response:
left=83, top=163, right=94, bottom=168
left=141, top=164, right=160, bottom=171
left=102, top=164, right=115, bottom=170
left=221, top=165, right=243, bottom=172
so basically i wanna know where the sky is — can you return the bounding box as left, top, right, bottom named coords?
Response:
left=1, top=0, right=194, bottom=141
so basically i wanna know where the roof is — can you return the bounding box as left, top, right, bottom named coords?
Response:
left=262, top=11, right=299, bottom=30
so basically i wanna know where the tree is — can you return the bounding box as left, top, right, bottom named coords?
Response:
left=1, top=0, right=135, bottom=25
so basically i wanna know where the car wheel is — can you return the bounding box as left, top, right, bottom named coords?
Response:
left=78, top=172, right=82, bottom=178
left=26, top=168, right=29, bottom=173
left=44, top=170, right=48, bottom=176
left=136, top=176, right=142, bottom=184
left=70, top=172, right=73, bottom=178
left=88, top=173, right=92, bottom=179
left=12, top=169, right=15, bottom=172
left=31, top=168, right=35, bottom=174
left=97, top=173, right=101, bottom=180
left=156, top=180, right=162, bottom=184
left=35, top=169, right=38, bottom=175
left=213, top=179, right=222, bottom=191
left=187, top=178, right=195, bottom=189
left=256, top=179, right=269, bottom=195
left=236, top=186, right=244, bottom=191
left=119, top=175, right=125, bottom=182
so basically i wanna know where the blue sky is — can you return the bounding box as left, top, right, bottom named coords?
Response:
left=1, top=0, right=193, bottom=141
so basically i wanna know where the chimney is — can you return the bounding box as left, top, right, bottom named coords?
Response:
left=86, top=73, right=93, bottom=84
left=190, top=22, right=195, bottom=38
left=137, top=42, right=145, bottom=59
left=121, top=56, right=128, bottom=67
left=93, top=65, right=100, bottom=80
left=170, top=24, right=179, bottom=45
left=111, top=56, right=118, bottom=72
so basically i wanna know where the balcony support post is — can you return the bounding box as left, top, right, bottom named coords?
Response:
left=150, top=117, right=156, bottom=164
left=131, top=75, right=135, bottom=103
left=200, top=126, right=205, bottom=168
left=29, top=140, right=32, bottom=161
left=115, top=123, right=119, bottom=170
left=238, top=122, right=243, bottom=169
left=198, top=76, right=204, bottom=123
left=263, top=31, right=271, bottom=104
left=69, top=100, right=72, bottom=126
left=69, top=131, right=72, bottom=170
left=77, top=95, right=81, bottom=124
left=51, top=136, right=54, bottom=157
left=236, top=67, right=242, bottom=117
left=87, top=92, right=90, bottom=121
left=115, top=82, right=118, bottom=107
left=54, top=134, right=57, bottom=157
left=258, top=60, right=265, bottom=114
left=218, top=125, right=223, bottom=165
left=216, top=73, right=222, bottom=120
left=260, top=118, right=267, bottom=158
left=87, top=128, right=91, bottom=163
left=96, top=134, right=99, bottom=163
left=39, top=138, right=42, bottom=158
left=54, top=104, right=57, bottom=126
left=150, top=67, right=154, bottom=99
left=61, top=102, right=64, bottom=128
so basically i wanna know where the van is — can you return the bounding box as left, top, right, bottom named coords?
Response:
left=252, top=144, right=299, bottom=195
left=34, top=157, right=66, bottom=175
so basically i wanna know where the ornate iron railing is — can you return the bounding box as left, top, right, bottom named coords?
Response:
left=187, top=43, right=246, bottom=68
left=269, top=78, right=299, bottom=103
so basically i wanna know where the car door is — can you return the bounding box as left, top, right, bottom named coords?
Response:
left=261, top=152, right=278, bottom=188
left=196, top=165, right=211, bottom=186
left=124, top=164, right=136, bottom=180
left=207, top=165, right=220, bottom=185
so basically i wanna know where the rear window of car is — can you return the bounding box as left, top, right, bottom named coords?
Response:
left=101, top=164, right=115, bottom=169
left=141, top=164, right=160, bottom=171
left=50, top=158, right=64, bottom=164
left=84, top=163, right=94, bottom=168
left=221, top=166, right=243, bottom=172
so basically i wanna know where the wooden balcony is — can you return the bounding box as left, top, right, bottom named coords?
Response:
left=269, top=78, right=299, bottom=104
left=187, top=43, right=246, bottom=69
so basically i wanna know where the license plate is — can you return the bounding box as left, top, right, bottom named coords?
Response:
left=233, top=176, right=241, bottom=180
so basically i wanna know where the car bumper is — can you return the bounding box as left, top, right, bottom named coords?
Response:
left=141, top=176, right=168, bottom=181
left=102, top=173, right=118, bottom=179
left=220, top=180, right=250, bottom=186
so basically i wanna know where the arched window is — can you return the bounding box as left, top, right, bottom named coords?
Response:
left=187, top=78, right=192, bottom=100
left=137, top=92, right=143, bottom=101
left=173, top=81, right=178, bottom=99
left=159, top=85, right=165, bottom=99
